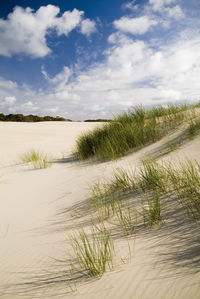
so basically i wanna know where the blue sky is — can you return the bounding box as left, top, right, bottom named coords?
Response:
left=0, top=0, right=200, bottom=120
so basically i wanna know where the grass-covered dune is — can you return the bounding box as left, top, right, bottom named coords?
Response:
left=75, top=102, right=200, bottom=160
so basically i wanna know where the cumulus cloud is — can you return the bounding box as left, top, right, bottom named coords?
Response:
left=0, top=1, right=199, bottom=120
left=1, top=29, right=200, bottom=120
left=55, top=8, right=83, bottom=35
left=0, top=5, right=96, bottom=58
left=113, top=16, right=158, bottom=35
left=1, top=96, right=16, bottom=106
left=3, top=31, right=198, bottom=119
left=80, top=19, right=97, bottom=36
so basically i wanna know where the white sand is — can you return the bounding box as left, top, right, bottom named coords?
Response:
left=0, top=121, right=200, bottom=299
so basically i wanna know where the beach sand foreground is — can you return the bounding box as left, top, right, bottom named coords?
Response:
left=0, top=121, right=200, bottom=299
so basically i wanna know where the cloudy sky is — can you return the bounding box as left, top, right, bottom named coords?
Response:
left=0, top=0, right=200, bottom=120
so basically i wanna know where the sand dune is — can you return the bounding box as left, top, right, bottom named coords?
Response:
left=0, top=121, right=200, bottom=299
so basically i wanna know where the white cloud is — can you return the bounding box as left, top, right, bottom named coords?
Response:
left=44, top=106, right=59, bottom=113
left=166, top=5, right=184, bottom=20
left=113, top=16, right=158, bottom=35
left=23, top=101, right=34, bottom=107
left=123, top=1, right=139, bottom=11
left=0, top=96, right=16, bottom=107
left=1, top=30, right=200, bottom=120
left=0, top=77, right=18, bottom=89
left=149, top=0, right=177, bottom=11
left=108, top=32, right=133, bottom=45
left=0, top=5, right=96, bottom=58
left=41, top=66, right=49, bottom=80
left=80, top=19, right=97, bottom=36
left=55, top=8, right=83, bottom=35
left=42, top=66, right=72, bottom=91
left=159, top=89, right=181, bottom=100
left=0, top=1, right=199, bottom=120
left=4, top=96, right=16, bottom=106
left=149, top=0, right=184, bottom=20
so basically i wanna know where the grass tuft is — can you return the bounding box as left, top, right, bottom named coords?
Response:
left=168, top=160, right=200, bottom=219
left=116, top=201, right=136, bottom=236
left=187, top=118, right=200, bottom=137
left=19, top=149, right=52, bottom=169
left=142, top=189, right=162, bottom=227
left=109, top=168, right=137, bottom=193
left=70, top=223, right=114, bottom=277
left=140, top=159, right=167, bottom=192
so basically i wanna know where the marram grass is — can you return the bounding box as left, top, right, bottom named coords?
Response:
left=70, top=222, right=114, bottom=277
left=89, top=159, right=200, bottom=227
left=19, top=149, right=52, bottom=169
left=75, top=103, right=197, bottom=161
left=187, top=118, right=200, bottom=137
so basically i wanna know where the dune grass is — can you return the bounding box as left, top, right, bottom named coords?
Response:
left=19, top=149, right=52, bottom=169
left=90, top=182, right=117, bottom=219
left=167, top=160, right=200, bottom=219
left=75, top=103, right=196, bottom=161
left=187, top=118, right=200, bottom=137
left=140, top=159, right=168, bottom=192
left=108, top=168, right=137, bottom=193
left=70, top=222, right=114, bottom=277
left=67, top=104, right=200, bottom=288
left=142, top=189, right=162, bottom=227
left=67, top=159, right=200, bottom=289
left=116, top=201, right=136, bottom=236
left=88, top=159, right=200, bottom=229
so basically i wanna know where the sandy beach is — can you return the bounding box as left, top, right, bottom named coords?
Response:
left=0, top=121, right=200, bottom=299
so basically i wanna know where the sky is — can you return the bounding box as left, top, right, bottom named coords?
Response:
left=0, top=0, right=200, bottom=120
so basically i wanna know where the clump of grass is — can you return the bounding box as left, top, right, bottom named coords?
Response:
left=19, top=149, right=52, bottom=169
left=75, top=106, right=156, bottom=160
left=108, top=168, right=137, bottom=194
left=75, top=103, right=193, bottom=161
left=88, top=158, right=200, bottom=231
left=116, top=201, right=136, bottom=236
left=90, top=168, right=137, bottom=219
left=70, top=223, right=114, bottom=277
left=187, top=118, right=200, bottom=137
left=142, top=189, right=162, bottom=227
left=90, top=182, right=113, bottom=219
left=168, top=160, right=200, bottom=219
left=140, top=159, right=168, bottom=192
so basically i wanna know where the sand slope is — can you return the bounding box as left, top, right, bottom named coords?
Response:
left=0, top=121, right=200, bottom=299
